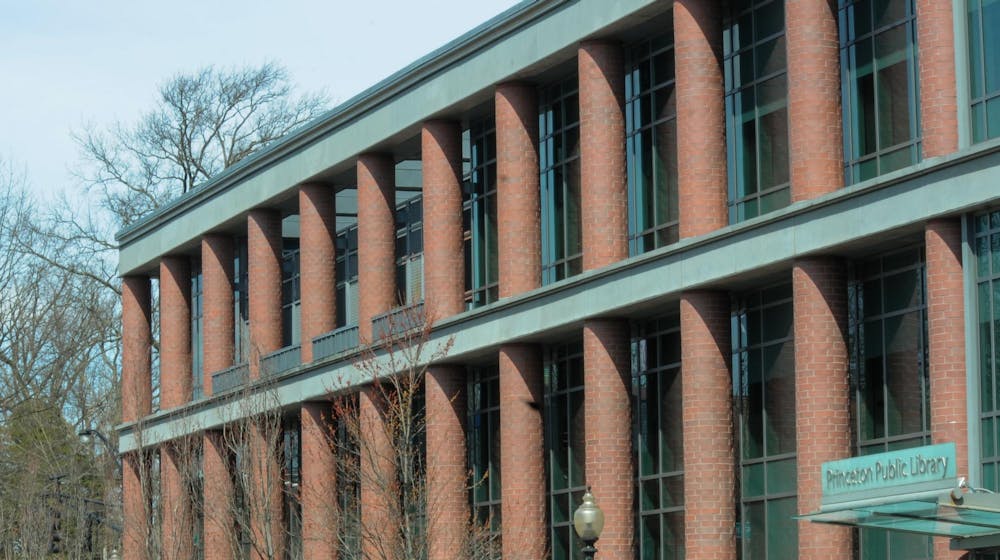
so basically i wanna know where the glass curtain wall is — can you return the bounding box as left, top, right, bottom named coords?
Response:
left=463, top=118, right=499, bottom=309
left=540, top=78, right=582, bottom=284
left=850, top=247, right=931, bottom=559
left=283, top=415, right=302, bottom=560
left=335, top=225, right=360, bottom=327
left=545, top=341, right=586, bottom=560
left=633, top=315, right=684, bottom=560
left=395, top=197, right=424, bottom=306
left=191, top=262, right=203, bottom=400
left=969, top=0, right=1000, bottom=142
left=234, top=237, right=250, bottom=364
left=626, top=33, right=679, bottom=255
left=724, top=0, right=790, bottom=223
left=840, top=0, right=921, bottom=183
left=732, top=284, right=797, bottom=560
left=976, top=211, right=1000, bottom=490
left=281, top=236, right=301, bottom=348
left=468, top=365, right=502, bottom=557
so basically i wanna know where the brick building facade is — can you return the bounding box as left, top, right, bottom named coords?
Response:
left=116, top=0, right=1000, bottom=558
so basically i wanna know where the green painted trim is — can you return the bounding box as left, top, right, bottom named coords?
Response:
left=963, top=213, right=981, bottom=487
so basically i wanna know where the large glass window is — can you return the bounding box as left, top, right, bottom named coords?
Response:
left=733, top=283, right=797, bottom=560
left=850, top=247, right=931, bottom=558
left=724, top=0, right=790, bottom=223
left=234, top=237, right=250, bottom=364
left=395, top=197, right=424, bottom=306
left=969, top=0, right=1000, bottom=142
left=540, top=78, right=582, bottom=284
left=468, top=365, right=501, bottom=557
left=633, top=315, right=684, bottom=560
left=281, top=237, right=301, bottom=348
left=545, top=341, right=585, bottom=560
left=976, top=211, right=1000, bottom=490
left=335, top=225, right=360, bottom=327
left=840, top=0, right=921, bottom=184
left=463, top=118, right=499, bottom=309
left=626, top=33, right=679, bottom=255
left=283, top=415, right=302, bottom=560
left=191, top=262, right=203, bottom=399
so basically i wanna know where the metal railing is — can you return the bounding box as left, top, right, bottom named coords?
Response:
left=312, top=324, right=360, bottom=361
left=211, top=363, right=249, bottom=394
left=261, top=345, right=301, bottom=377
left=372, top=301, right=425, bottom=341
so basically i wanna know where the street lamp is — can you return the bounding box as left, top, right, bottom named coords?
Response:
left=573, top=487, right=605, bottom=559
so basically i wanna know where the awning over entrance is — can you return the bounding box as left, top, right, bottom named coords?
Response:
left=798, top=442, right=1000, bottom=551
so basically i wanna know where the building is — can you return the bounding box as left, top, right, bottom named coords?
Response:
left=114, top=0, right=1000, bottom=558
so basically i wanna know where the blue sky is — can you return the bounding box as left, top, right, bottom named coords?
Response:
left=0, top=0, right=520, bottom=197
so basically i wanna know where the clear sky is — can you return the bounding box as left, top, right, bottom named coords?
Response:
left=0, top=0, right=522, bottom=197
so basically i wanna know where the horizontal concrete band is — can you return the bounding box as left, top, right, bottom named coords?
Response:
left=116, top=0, right=663, bottom=276
left=118, top=139, right=1000, bottom=453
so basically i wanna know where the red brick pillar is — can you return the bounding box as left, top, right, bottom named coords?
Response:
left=122, top=275, right=152, bottom=422
left=250, top=424, right=285, bottom=560
left=160, top=256, right=192, bottom=409
left=202, top=235, right=234, bottom=396
left=422, top=120, right=465, bottom=320
left=123, top=453, right=150, bottom=560
left=583, top=320, right=633, bottom=556
left=927, top=218, right=968, bottom=559
left=360, top=386, right=400, bottom=559
left=787, top=0, right=844, bottom=201
left=299, top=184, right=337, bottom=363
left=301, top=402, right=337, bottom=559
left=203, top=430, right=235, bottom=560
left=675, top=0, right=727, bottom=238
left=161, top=443, right=193, bottom=560
left=425, top=366, right=467, bottom=560
left=793, top=258, right=851, bottom=558
left=496, top=83, right=541, bottom=297
left=248, top=209, right=282, bottom=379
left=499, top=344, right=546, bottom=559
left=680, top=291, right=735, bottom=560
left=357, top=153, right=397, bottom=343
left=917, top=0, right=959, bottom=158
left=579, top=41, right=628, bottom=270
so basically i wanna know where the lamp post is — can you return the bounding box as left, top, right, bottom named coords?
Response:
left=573, top=487, right=605, bottom=559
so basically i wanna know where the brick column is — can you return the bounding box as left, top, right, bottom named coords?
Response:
left=583, top=320, right=633, bottom=556
left=250, top=424, right=285, bottom=560
left=248, top=209, right=282, bottom=379
left=122, top=275, right=152, bottom=422
left=299, top=184, right=337, bottom=363
left=793, top=258, right=851, bottom=557
left=203, top=430, right=235, bottom=560
left=496, top=83, right=541, bottom=297
left=123, top=453, right=150, bottom=560
left=160, top=256, right=192, bottom=409
left=675, top=0, right=727, bottom=238
left=422, top=120, right=465, bottom=320
left=917, top=0, right=959, bottom=158
left=161, top=443, right=193, bottom=560
left=579, top=41, right=628, bottom=270
left=927, top=218, right=968, bottom=559
left=787, top=0, right=844, bottom=201
left=425, top=366, right=467, bottom=560
left=680, top=291, right=735, bottom=560
left=357, top=153, right=397, bottom=343
left=301, top=402, right=337, bottom=559
left=499, top=344, right=546, bottom=559
left=202, top=235, right=234, bottom=396
left=360, top=386, right=400, bottom=559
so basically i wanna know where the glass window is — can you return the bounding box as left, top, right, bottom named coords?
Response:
left=733, top=283, right=797, bottom=560
left=840, top=0, right=921, bottom=184
left=968, top=0, right=1000, bottom=142
left=976, top=211, right=1000, bottom=492
left=545, top=341, right=586, bottom=560
left=233, top=237, right=250, bottom=364
left=283, top=415, right=302, bottom=560
left=627, top=33, right=679, bottom=255
left=463, top=118, right=500, bottom=309
left=850, top=247, right=932, bottom=558
left=396, top=196, right=424, bottom=306
left=191, top=262, right=203, bottom=399
left=468, top=365, right=502, bottom=557
left=633, top=315, right=685, bottom=560
left=724, top=0, right=791, bottom=223
left=335, top=225, right=360, bottom=328
left=540, top=78, right=583, bottom=284
left=282, top=237, right=301, bottom=348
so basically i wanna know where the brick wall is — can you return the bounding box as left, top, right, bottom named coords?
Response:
left=496, top=83, right=541, bottom=297
left=161, top=443, right=193, bottom=560
left=579, top=41, right=628, bottom=270
left=122, top=275, right=152, bottom=422
left=299, top=184, right=337, bottom=363
left=202, top=235, right=234, bottom=396
left=357, top=153, right=397, bottom=343
left=301, top=402, right=337, bottom=559
left=160, top=256, right=191, bottom=410
left=360, top=385, right=400, bottom=559
left=425, top=365, right=468, bottom=560
left=123, top=453, right=149, bottom=560
left=422, top=121, right=466, bottom=320
left=917, top=0, right=959, bottom=158
left=203, top=431, right=235, bottom=560
left=248, top=209, right=283, bottom=379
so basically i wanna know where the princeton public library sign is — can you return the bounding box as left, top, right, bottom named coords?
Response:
left=821, top=443, right=957, bottom=504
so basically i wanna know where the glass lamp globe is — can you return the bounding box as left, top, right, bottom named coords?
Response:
left=573, top=488, right=605, bottom=542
